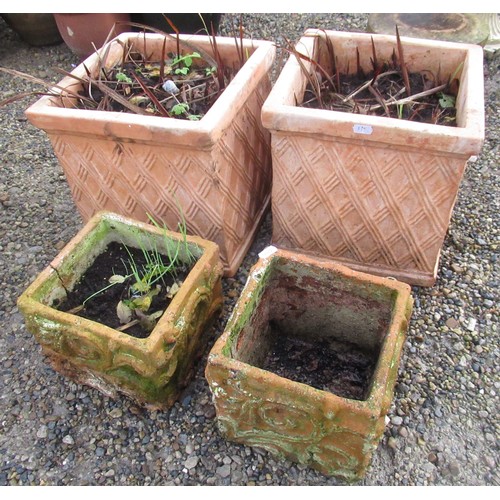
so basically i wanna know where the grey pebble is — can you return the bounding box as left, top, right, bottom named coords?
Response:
left=184, top=456, right=199, bottom=470
left=36, top=426, right=48, bottom=439
left=216, top=464, right=231, bottom=478
left=391, top=416, right=403, bottom=426
left=62, top=435, right=74, bottom=445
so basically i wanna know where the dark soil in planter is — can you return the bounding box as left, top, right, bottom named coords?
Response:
left=302, top=69, right=458, bottom=126
left=260, top=325, right=378, bottom=401
left=75, top=43, right=239, bottom=121
left=57, top=242, right=194, bottom=338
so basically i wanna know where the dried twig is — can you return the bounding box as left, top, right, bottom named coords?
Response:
left=367, top=83, right=447, bottom=111
left=342, top=70, right=399, bottom=103
left=130, top=72, right=170, bottom=117
left=396, top=26, right=411, bottom=96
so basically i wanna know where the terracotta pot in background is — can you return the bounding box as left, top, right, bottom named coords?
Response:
left=24, top=32, right=275, bottom=276
left=261, top=29, right=485, bottom=287
left=53, top=13, right=131, bottom=58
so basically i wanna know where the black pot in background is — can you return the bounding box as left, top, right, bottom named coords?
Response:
left=1, top=13, right=63, bottom=46
left=130, top=13, right=221, bottom=35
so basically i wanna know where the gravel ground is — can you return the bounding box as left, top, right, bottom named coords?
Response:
left=0, top=13, right=498, bottom=486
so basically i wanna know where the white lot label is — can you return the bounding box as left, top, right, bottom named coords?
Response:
left=258, top=246, right=278, bottom=259
left=353, top=124, right=373, bottom=135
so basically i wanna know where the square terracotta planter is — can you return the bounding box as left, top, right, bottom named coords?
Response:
left=17, top=211, right=223, bottom=409
left=205, top=247, right=413, bottom=481
left=25, top=32, right=276, bottom=276
left=261, top=29, right=485, bottom=286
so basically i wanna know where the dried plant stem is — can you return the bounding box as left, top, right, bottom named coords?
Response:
left=368, top=85, right=390, bottom=116
left=368, top=83, right=448, bottom=112
left=130, top=72, right=170, bottom=117
left=342, top=70, right=399, bottom=103
left=116, top=319, right=140, bottom=332
left=0, top=67, right=93, bottom=106
left=90, top=78, right=151, bottom=115
left=66, top=305, right=84, bottom=315
left=396, top=25, right=412, bottom=96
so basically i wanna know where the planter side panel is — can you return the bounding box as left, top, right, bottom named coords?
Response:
left=270, top=132, right=467, bottom=285
left=206, top=361, right=379, bottom=481
left=20, top=260, right=223, bottom=409
left=48, top=135, right=226, bottom=255
left=213, top=75, right=273, bottom=271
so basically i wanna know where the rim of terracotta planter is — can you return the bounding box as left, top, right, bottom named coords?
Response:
left=261, top=29, right=484, bottom=157
left=25, top=32, right=276, bottom=148
left=17, top=211, right=223, bottom=354
left=208, top=246, right=413, bottom=418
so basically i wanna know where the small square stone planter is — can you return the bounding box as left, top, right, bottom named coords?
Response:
left=17, top=211, right=223, bottom=409
left=261, top=29, right=485, bottom=286
left=205, top=247, right=413, bottom=481
left=25, top=32, right=275, bottom=276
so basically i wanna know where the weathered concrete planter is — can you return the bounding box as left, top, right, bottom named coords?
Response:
left=205, top=247, right=412, bottom=481
left=25, top=32, right=275, bottom=276
left=17, top=211, right=223, bottom=409
left=262, top=29, right=485, bottom=286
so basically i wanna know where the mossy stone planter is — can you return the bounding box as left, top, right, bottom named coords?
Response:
left=205, top=247, right=412, bottom=481
left=17, top=212, right=223, bottom=409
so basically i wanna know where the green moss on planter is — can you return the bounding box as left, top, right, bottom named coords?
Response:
left=18, top=212, right=223, bottom=409
left=206, top=248, right=412, bottom=480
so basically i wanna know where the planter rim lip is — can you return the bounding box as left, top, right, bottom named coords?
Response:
left=24, top=32, right=276, bottom=145
left=302, top=27, right=487, bottom=49
left=208, top=246, right=412, bottom=410
left=17, top=210, right=221, bottom=349
left=252, top=246, right=413, bottom=294
left=261, top=28, right=485, bottom=156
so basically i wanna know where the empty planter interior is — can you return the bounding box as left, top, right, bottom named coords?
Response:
left=235, top=257, right=394, bottom=402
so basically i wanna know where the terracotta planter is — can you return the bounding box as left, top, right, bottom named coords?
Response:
left=17, top=211, right=223, bottom=409
left=53, top=14, right=131, bottom=58
left=205, top=247, right=413, bottom=481
left=25, top=32, right=275, bottom=276
left=261, top=29, right=485, bottom=286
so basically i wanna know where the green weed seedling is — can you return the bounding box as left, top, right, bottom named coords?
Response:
left=81, top=212, right=196, bottom=333
left=172, top=52, right=201, bottom=75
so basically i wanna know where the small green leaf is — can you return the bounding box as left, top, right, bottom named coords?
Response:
left=439, top=93, right=456, bottom=108
left=132, top=294, right=152, bottom=312
left=131, top=280, right=150, bottom=293
left=116, top=72, right=132, bottom=84
left=172, top=102, right=189, bottom=115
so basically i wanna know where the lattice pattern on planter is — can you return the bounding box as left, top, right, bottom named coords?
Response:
left=47, top=78, right=272, bottom=275
left=271, top=133, right=466, bottom=284
left=26, top=33, right=276, bottom=276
